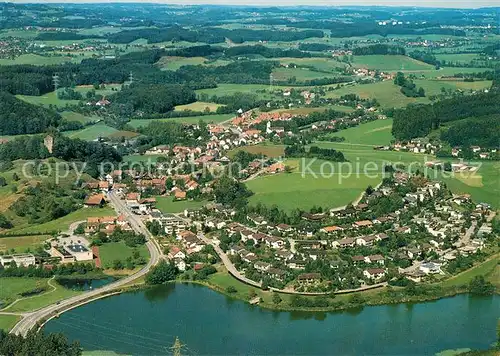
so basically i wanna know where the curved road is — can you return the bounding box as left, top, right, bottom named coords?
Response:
left=9, top=191, right=162, bottom=337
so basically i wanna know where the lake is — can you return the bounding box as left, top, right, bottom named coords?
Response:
left=44, top=284, right=499, bottom=355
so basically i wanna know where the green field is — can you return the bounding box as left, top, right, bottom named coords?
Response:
left=434, top=53, right=482, bottom=64
left=6, top=207, right=116, bottom=235
left=99, top=242, right=149, bottom=270
left=352, top=55, right=433, bottom=71
left=174, top=101, right=224, bottom=113
left=0, top=54, right=79, bottom=66
left=414, top=79, right=492, bottom=96
left=0, top=278, right=47, bottom=306
left=61, top=111, right=102, bottom=124
left=326, top=118, right=394, bottom=146
left=278, top=58, right=347, bottom=72
left=272, top=67, right=336, bottom=82
left=63, top=123, right=118, bottom=141
left=157, top=56, right=207, bottom=70
left=246, top=159, right=381, bottom=212
left=128, top=114, right=233, bottom=128
left=17, top=91, right=80, bottom=108
left=156, top=56, right=230, bottom=71
left=18, top=85, right=121, bottom=109
left=229, top=144, right=286, bottom=158
left=156, top=196, right=208, bottom=214
left=315, top=141, right=500, bottom=209
left=325, top=80, right=429, bottom=108
left=196, top=84, right=289, bottom=99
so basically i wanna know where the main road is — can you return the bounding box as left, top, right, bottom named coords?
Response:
left=9, top=191, right=162, bottom=337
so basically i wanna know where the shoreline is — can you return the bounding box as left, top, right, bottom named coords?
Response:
left=13, top=252, right=497, bottom=333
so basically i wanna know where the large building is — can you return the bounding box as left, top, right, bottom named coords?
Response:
left=0, top=253, right=36, bottom=267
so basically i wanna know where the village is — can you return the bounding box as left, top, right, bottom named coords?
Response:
left=77, top=146, right=496, bottom=294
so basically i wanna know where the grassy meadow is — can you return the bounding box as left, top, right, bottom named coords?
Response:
left=325, top=118, right=394, bottom=146
left=156, top=196, right=208, bottom=214
left=352, top=55, right=433, bottom=71
left=99, top=241, right=149, bottom=270
left=128, top=114, right=233, bottom=128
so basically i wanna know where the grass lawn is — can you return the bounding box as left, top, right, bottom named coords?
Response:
left=6, top=280, right=82, bottom=313
left=174, top=101, right=224, bottom=113
left=0, top=235, right=51, bottom=253
left=352, top=55, right=433, bottom=71
left=0, top=315, right=20, bottom=331
left=325, top=80, right=430, bottom=108
left=156, top=196, right=208, bottom=214
left=326, top=118, right=394, bottom=146
left=229, top=143, right=286, bottom=158
left=128, top=114, right=233, bottom=128
left=98, top=242, right=149, bottom=270
left=7, top=206, right=116, bottom=235
left=63, top=123, right=118, bottom=141
left=246, top=161, right=381, bottom=212
left=0, top=278, right=47, bottom=306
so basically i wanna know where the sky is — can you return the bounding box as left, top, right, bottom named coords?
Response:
left=7, top=0, right=500, bottom=9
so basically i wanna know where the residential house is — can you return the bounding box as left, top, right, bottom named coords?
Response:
left=363, top=268, right=386, bottom=280
left=297, top=273, right=321, bottom=285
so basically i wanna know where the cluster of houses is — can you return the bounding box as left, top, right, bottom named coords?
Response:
left=145, top=169, right=496, bottom=291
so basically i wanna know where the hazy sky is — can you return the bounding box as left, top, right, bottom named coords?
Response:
left=8, top=0, right=500, bottom=9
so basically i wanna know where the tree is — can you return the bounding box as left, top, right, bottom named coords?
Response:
left=145, top=261, right=179, bottom=285
left=213, top=175, right=253, bottom=209
left=469, top=275, right=495, bottom=295
left=112, top=259, right=124, bottom=270
left=272, top=292, right=282, bottom=305
left=0, top=213, right=12, bottom=229
left=12, top=172, right=19, bottom=181
left=226, top=286, right=237, bottom=294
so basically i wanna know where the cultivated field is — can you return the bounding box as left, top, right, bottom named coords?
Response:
left=174, top=101, right=224, bottom=113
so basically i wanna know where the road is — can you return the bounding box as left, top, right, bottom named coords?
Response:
left=198, top=233, right=262, bottom=288
left=198, top=233, right=388, bottom=296
left=9, top=191, right=162, bottom=337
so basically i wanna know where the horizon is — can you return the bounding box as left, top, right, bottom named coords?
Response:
left=6, top=0, right=500, bottom=10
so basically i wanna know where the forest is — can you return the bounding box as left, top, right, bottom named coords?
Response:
left=0, top=92, right=62, bottom=135
left=391, top=91, right=500, bottom=140
left=284, top=144, right=346, bottom=162
left=110, top=84, right=196, bottom=114
left=107, top=26, right=324, bottom=44
left=440, top=114, right=500, bottom=148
